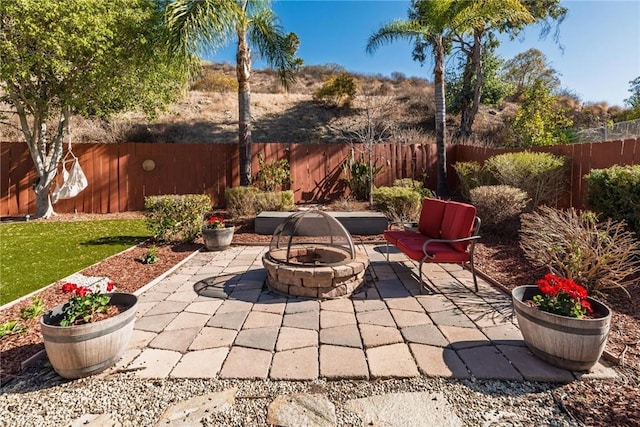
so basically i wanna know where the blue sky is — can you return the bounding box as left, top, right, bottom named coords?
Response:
left=205, top=0, right=640, bottom=107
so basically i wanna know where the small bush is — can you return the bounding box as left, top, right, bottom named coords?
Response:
left=520, top=206, right=640, bottom=294
left=255, top=190, right=295, bottom=212
left=144, top=194, right=211, bottom=242
left=585, top=164, right=640, bottom=234
left=313, top=73, right=357, bottom=108
left=190, top=70, right=238, bottom=92
left=254, top=154, right=291, bottom=192
left=393, top=178, right=434, bottom=199
left=470, top=185, right=529, bottom=233
left=343, top=158, right=382, bottom=201
left=372, top=186, right=422, bottom=224
left=484, top=151, right=568, bottom=208
left=453, top=161, right=494, bottom=200
left=225, top=186, right=258, bottom=219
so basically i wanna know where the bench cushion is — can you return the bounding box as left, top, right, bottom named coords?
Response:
left=418, top=198, right=447, bottom=238
left=396, top=238, right=470, bottom=263
left=383, top=230, right=419, bottom=245
left=441, top=201, right=476, bottom=252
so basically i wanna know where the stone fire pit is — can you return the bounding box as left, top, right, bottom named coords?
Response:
left=262, top=210, right=370, bottom=299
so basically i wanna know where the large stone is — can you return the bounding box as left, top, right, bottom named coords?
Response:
left=267, top=394, right=336, bottom=427
left=345, top=392, right=463, bottom=427
left=155, top=388, right=236, bottom=426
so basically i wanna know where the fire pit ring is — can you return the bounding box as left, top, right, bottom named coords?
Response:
left=262, top=210, right=370, bottom=299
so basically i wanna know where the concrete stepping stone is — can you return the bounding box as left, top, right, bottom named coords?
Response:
left=415, top=294, right=457, bottom=313
left=270, top=347, right=318, bottom=380
left=170, top=348, right=229, bottom=378
left=184, top=300, right=223, bottom=315
left=166, top=291, right=198, bottom=303
left=320, top=345, right=368, bottom=379
left=429, top=308, right=476, bottom=328
left=149, top=328, right=200, bottom=352
left=385, top=296, right=425, bottom=312
left=128, top=329, right=157, bottom=349
left=409, top=343, right=469, bottom=378
left=345, top=392, right=463, bottom=427
left=219, top=347, right=272, bottom=379
left=320, top=310, right=356, bottom=328
left=135, top=313, right=179, bottom=333
left=285, top=299, right=320, bottom=314
left=401, top=324, right=449, bottom=347
left=390, top=309, right=432, bottom=327
left=352, top=298, right=386, bottom=313
left=164, top=312, right=211, bottom=331
left=137, top=290, right=170, bottom=304
left=497, top=345, right=574, bottom=382
left=207, top=310, right=250, bottom=330
left=155, top=388, right=236, bottom=426
left=359, top=324, right=403, bottom=348
left=320, top=298, right=354, bottom=313
left=253, top=299, right=287, bottom=315
left=482, top=323, right=525, bottom=345
left=439, top=325, right=490, bottom=349
left=189, top=327, right=237, bottom=350
left=457, top=345, right=523, bottom=380
left=242, top=311, right=282, bottom=329
left=144, top=300, right=189, bottom=317
left=320, top=324, right=362, bottom=348
left=276, top=327, right=318, bottom=351
left=366, top=343, right=419, bottom=378
left=129, top=348, right=182, bottom=378
left=356, top=309, right=396, bottom=327
left=217, top=299, right=254, bottom=314
left=235, top=326, right=279, bottom=351
left=267, top=393, right=336, bottom=427
left=282, top=311, right=320, bottom=330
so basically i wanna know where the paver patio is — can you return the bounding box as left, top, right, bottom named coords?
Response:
left=114, top=244, right=617, bottom=382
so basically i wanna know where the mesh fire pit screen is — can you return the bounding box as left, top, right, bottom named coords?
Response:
left=262, top=210, right=369, bottom=299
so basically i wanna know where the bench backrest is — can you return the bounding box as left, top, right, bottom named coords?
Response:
left=418, top=198, right=447, bottom=238
left=441, top=201, right=477, bottom=252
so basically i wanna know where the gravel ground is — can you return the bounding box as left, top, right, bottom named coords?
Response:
left=0, top=363, right=577, bottom=427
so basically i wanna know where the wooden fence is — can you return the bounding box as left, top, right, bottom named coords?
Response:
left=1, top=138, right=638, bottom=216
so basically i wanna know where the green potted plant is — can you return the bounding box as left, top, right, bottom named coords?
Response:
left=40, top=281, right=138, bottom=379
left=512, top=274, right=611, bottom=371
left=202, top=215, right=234, bottom=251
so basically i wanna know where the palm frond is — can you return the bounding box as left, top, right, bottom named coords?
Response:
left=366, top=20, right=425, bottom=55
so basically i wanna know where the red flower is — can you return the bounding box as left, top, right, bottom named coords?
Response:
left=107, top=282, right=115, bottom=292
left=75, top=286, right=92, bottom=298
left=61, top=282, right=77, bottom=294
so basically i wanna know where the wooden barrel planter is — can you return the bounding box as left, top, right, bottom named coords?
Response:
left=512, top=285, right=611, bottom=371
left=40, top=293, right=138, bottom=379
left=202, top=226, right=234, bottom=251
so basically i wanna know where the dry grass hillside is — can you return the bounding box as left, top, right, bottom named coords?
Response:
left=1, top=62, right=612, bottom=145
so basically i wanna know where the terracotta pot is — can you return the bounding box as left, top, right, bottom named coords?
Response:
left=202, top=225, right=234, bottom=251
left=40, top=293, right=137, bottom=379
left=512, top=285, right=611, bottom=371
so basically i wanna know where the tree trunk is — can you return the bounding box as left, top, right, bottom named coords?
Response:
left=236, top=27, right=252, bottom=186
left=434, top=36, right=449, bottom=198
left=34, top=180, right=55, bottom=219
left=459, top=29, right=484, bottom=140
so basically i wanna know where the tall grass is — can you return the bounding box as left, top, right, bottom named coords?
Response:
left=0, top=219, right=150, bottom=305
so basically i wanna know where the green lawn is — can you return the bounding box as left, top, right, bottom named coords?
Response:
left=0, top=219, right=150, bottom=305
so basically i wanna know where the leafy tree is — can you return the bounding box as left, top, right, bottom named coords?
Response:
left=313, top=73, right=357, bottom=108
left=507, top=80, right=573, bottom=146
left=0, top=0, right=187, bottom=218
left=624, top=76, right=640, bottom=110
left=502, top=48, right=561, bottom=98
left=166, top=0, right=301, bottom=186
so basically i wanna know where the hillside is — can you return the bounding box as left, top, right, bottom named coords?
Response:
left=1, top=62, right=616, bottom=145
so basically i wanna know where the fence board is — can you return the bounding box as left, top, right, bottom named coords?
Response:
left=2, top=139, right=639, bottom=216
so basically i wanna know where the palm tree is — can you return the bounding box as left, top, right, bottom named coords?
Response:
left=367, top=0, right=462, bottom=197
left=166, top=0, right=300, bottom=186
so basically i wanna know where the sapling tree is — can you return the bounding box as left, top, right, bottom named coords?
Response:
left=0, top=0, right=188, bottom=218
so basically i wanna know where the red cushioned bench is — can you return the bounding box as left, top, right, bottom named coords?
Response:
left=384, top=198, right=481, bottom=293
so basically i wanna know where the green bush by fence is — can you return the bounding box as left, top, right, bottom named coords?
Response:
left=144, top=194, right=211, bottom=242
left=585, top=164, right=640, bottom=233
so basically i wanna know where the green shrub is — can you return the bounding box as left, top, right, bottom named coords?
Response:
left=453, top=161, right=494, bottom=199
left=393, top=178, right=434, bottom=199
left=255, top=190, right=295, bottom=212
left=144, top=194, right=211, bottom=242
left=520, top=206, right=640, bottom=294
left=225, top=186, right=258, bottom=219
left=372, top=186, right=422, bottom=224
left=585, top=164, right=640, bottom=234
left=470, top=185, right=528, bottom=233
left=484, top=151, right=568, bottom=208
left=254, top=154, right=291, bottom=192
left=313, top=73, right=357, bottom=108
left=343, top=158, right=382, bottom=201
